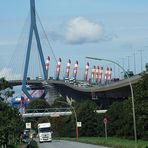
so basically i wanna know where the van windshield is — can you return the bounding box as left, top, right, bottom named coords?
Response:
left=39, top=127, right=51, bottom=133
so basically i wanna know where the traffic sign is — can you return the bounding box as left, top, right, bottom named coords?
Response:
left=77, top=122, right=82, bottom=127
left=103, top=117, right=107, bottom=124
left=103, top=118, right=108, bottom=140
left=26, top=122, right=31, bottom=129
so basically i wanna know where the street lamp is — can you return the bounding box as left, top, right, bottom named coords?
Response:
left=86, top=56, right=137, bottom=147
left=66, top=96, right=79, bottom=142
left=55, top=97, right=78, bottom=142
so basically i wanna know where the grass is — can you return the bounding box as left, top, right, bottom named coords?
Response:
left=60, top=137, right=148, bottom=148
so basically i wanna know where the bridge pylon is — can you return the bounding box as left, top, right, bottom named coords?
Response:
left=22, top=0, right=47, bottom=99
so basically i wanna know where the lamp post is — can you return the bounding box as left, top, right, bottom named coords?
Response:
left=66, top=97, right=79, bottom=142
left=55, top=97, right=78, bottom=142
left=86, top=56, right=137, bottom=147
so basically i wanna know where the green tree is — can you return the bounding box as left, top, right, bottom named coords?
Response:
left=51, top=97, right=76, bottom=137
left=106, top=73, right=148, bottom=140
left=0, top=77, right=23, bottom=146
left=106, top=101, right=133, bottom=138
left=77, top=100, right=99, bottom=136
left=133, top=73, right=148, bottom=140
left=0, top=77, right=14, bottom=101
left=0, top=100, right=24, bottom=146
left=27, top=99, right=50, bottom=110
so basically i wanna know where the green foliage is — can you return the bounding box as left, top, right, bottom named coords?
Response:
left=106, top=100, right=133, bottom=138
left=105, top=73, right=148, bottom=140
left=133, top=74, right=148, bottom=140
left=0, top=77, right=14, bottom=101
left=27, top=99, right=50, bottom=109
left=26, top=140, right=38, bottom=148
left=52, top=97, right=68, bottom=108
left=0, top=78, right=23, bottom=146
left=0, top=100, right=24, bottom=146
left=77, top=100, right=99, bottom=136
left=145, top=63, right=148, bottom=71
left=51, top=99, right=101, bottom=137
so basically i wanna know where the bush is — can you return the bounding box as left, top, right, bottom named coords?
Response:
left=7, top=144, right=17, bottom=148
left=26, top=140, right=38, bottom=148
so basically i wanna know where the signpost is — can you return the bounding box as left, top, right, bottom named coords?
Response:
left=103, top=117, right=108, bottom=140
left=26, top=122, right=32, bottom=139
left=77, top=122, right=82, bottom=127
left=26, top=122, right=31, bottom=129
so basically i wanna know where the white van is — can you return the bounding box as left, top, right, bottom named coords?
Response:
left=38, top=122, right=52, bottom=142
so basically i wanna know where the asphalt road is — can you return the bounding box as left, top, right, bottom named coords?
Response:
left=37, top=140, right=110, bottom=148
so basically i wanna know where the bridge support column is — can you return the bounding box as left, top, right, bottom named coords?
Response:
left=22, top=0, right=47, bottom=99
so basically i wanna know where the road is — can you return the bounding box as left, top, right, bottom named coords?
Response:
left=37, top=140, right=110, bottom=148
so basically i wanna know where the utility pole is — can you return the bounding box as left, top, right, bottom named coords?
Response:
left=122, top=58, right=125, bottom=69
left=133, top=51, right=136, bottom=74
left=138, top=49, right=143, bottom=72
left=127, top=56, right=130, bottom=70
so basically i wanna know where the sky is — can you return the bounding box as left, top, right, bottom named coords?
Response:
left=0, top=0, right=148, bottom=81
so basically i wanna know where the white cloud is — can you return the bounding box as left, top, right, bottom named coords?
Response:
left=0, top=67, right=21, bottom=80
left=65, top=17, right=104, bottom=44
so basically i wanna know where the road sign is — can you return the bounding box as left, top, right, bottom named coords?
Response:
left=77, top=122, right=82, bottom=127
left=26, top=122, right=31, bottom=129
left=103, top=117, right=107, bottom=124
left=103, top=118, right=108, bottom=140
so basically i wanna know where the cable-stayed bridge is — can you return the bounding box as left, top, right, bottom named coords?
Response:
left=8, top=72, right=143, bottom=109
left=1, top=0, right=146, bottom=109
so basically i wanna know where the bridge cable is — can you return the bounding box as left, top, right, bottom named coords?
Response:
left=35, top=10, right=58, bottom=64
left=6, top=13, right=30, bottom=80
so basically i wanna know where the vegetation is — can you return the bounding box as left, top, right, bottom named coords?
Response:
left=134, top=73, right=148, bottom=140
left=26, top=140, right=38, bottom=148
left=76, top=100, right=99, bottom=136
left=27, top=99, right=50, bottom=110
left=103, top=73, right=148, bottom=140
left=145, top=63, right=148, bottom=71
left=0, top=78, right=24, bottom=147
left=61, top=137, right=148, bottom=148
left=0, top=77, right=14, bottom=101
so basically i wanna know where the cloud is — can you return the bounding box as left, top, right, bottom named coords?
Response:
left=43, top=17, right=116, bottom=44
left=0, top=68, right=21, bottom=80
left=65, top=17, right=104, bottom=44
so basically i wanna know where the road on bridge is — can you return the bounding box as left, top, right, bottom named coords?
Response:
left=37, top=140, right=110, bottom=148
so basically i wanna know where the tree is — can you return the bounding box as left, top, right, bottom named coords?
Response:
left=0, top=78, right=23, bottom=146
left=133, top=73, right=148, bottom=140
left=0, top=100, right=24, bottom=146
left=27, top=99, right=50, bottom=110
left=106, top=73, right=148, bottom=140
left=0, top=77, right=14, bottom=101
left=106, top=100, right=133, bottom=138
left=77, top=100, right=99, bottom=136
